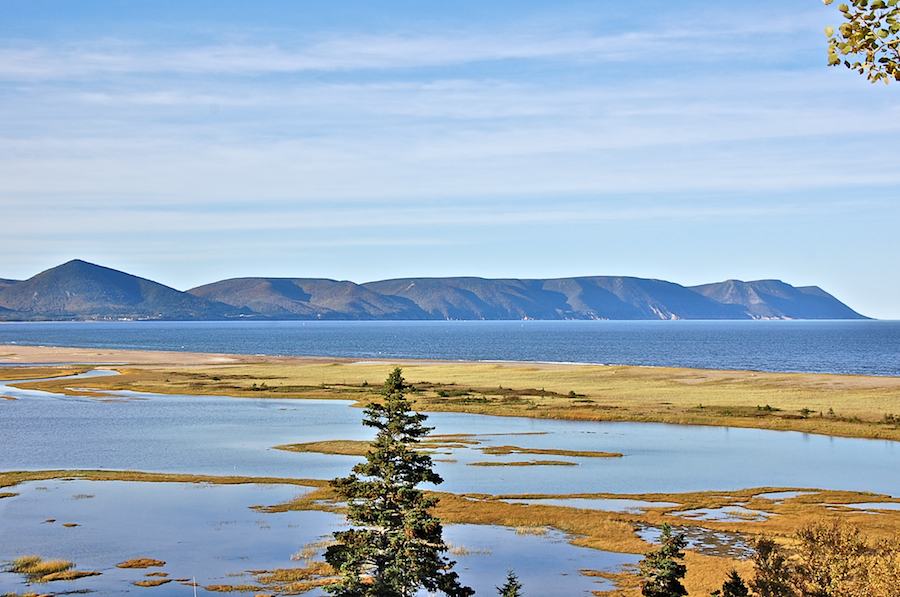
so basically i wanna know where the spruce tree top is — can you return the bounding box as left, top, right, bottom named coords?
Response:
left=324, top=368, right=472, bottom=597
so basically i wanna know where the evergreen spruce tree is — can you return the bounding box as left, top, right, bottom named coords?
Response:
left=496, top=567, right=523, bottom=597
left=324, top=368, right=474, bottom=597
left=638, top=524, right=688, bottom=597
left=710, top=570, right=749, bottom=597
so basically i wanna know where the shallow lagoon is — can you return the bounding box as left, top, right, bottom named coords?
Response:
left=2, top=387, right=899, bottom=496
left=1, top=379, right=899, bottom=496
left=3, top=373, right=900, bottom=595
left=0, top=479, right=637, bottom=596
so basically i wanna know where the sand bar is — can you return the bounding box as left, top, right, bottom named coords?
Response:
left=0, top=344, right=358, bottom=366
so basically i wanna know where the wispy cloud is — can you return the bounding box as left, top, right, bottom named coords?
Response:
left=0, top=8, right=823, bottom=81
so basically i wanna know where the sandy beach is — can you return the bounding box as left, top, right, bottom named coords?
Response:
left=0, top=344, right=356, bottom=366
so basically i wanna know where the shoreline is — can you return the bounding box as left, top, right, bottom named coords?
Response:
left=4, top=343, right=900, bottom=443
left=4, top=347, right=900, bottom=596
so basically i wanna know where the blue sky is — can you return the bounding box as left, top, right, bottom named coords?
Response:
left=1, top=1, right=898, bottom=318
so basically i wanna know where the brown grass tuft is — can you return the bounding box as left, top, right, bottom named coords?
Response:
left=117, top=558, right=166, bottom=569
left=11, top=556, right=73, bottom=581
left=204, top=585, right=259, bottom=593
left=133, top=579, right=172, bottom=587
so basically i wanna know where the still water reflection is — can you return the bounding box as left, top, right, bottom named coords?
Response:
left=0, top=480, right=637, bottom=596
left=1, top=381, right=898, bottom=496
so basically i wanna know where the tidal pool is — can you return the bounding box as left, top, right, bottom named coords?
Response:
left=667, top=506, right=769, bottom=522
left=754, top=491, right=816, bottom=502
left=0, top=479, right=637, bottom=596
left=498, top=498, right=681, bottom=512
left=839, top=502, right=900, bottom=512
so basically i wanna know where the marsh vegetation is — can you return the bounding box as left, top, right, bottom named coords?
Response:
left=18, top=360, right=900, bottom=442
left=3, top=360, right=900, bottom=595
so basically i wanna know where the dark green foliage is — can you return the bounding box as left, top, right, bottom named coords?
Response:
left=324, top=368, right=473, bottom=597
left=639, top=524, right=688, bottom=597
left=711, top=570, right=749, bottom=597
left=496, top=567, right=523, bottom=597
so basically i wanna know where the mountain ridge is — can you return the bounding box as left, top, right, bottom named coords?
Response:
left=0, top=260, right=869, bottom=321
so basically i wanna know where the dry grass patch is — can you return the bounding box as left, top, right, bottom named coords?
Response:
left=447, top=543, right=492, bottom=555
left=205, top=584, right=259, bottom=592
left=9, top=555, right=99, bottom=583
left=10, top=556, right=72, bottom=578
left=275, top=440, right=370, bottom=456
left=254, top=561, right=337, bottom=594
left=117, top=558, right=166, bottom=569
left=481, top=445, right=622, bottom=458
left=0, top=366, right=90, bottom=382
left=0, top=492, right=17, bottom=499
left=133, top=579, right=171, bottom=587
left=29, top=359, right=900, bottom=441
left=40, top=570, right=100, bottom=581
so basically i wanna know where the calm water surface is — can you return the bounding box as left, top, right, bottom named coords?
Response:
left=0, top=480, right=635, bottom=596
left=2, top=380, right=897, bottom=496
left=2, top=319, right=899, bottom=591
left=1, top=319, right=899, bottom=376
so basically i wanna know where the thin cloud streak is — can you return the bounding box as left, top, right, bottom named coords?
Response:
left=0, top=197, right=871, bottom=236
left=0, top=10, right=822, bottom=81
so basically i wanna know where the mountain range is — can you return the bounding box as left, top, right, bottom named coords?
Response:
left=0, top=260, right=868, bottom=321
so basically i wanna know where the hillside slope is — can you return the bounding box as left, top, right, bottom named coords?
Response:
left=689, top=279, right=865, bottom=320
left=0, top=260, right=245, bottom=320
left=188, top=277, right=429, bottom=319
left=0, top=260, right=869, bottom=321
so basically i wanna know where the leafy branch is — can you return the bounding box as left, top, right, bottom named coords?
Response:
left=824, top=0, right=900, bottom=83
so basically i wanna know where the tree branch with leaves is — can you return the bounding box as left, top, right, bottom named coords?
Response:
left=824, top=0, right=900, bottom=83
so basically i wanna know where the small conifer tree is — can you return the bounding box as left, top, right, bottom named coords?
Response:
left=497, top=567, right=524, bottom=597
left=711, top=570, right=750, bottom=597
left=324, top=368, right=473, bottom=597
left=638, top=523, right=688, bottom=597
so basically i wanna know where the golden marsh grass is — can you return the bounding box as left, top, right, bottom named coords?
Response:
left=133, top=578, right=171, bottom=587
left=8, top=555, right=98, bottom=583
left=480, top=445, right=622, bottom=458
left=117, top=558, right=165, bottom=569
left=276, top=440, right=371, bottom=456
left=20, top=359, right=900, bottom=441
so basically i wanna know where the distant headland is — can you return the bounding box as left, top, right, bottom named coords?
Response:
left=0, top=259, right=868, bottom=322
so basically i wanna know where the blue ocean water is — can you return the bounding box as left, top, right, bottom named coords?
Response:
left=0, top=319, right=898, bottom=376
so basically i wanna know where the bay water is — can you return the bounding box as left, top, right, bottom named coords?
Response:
left=1, top=319, right=899, bottom=376
left=2, top=319, right=899, bottom=595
